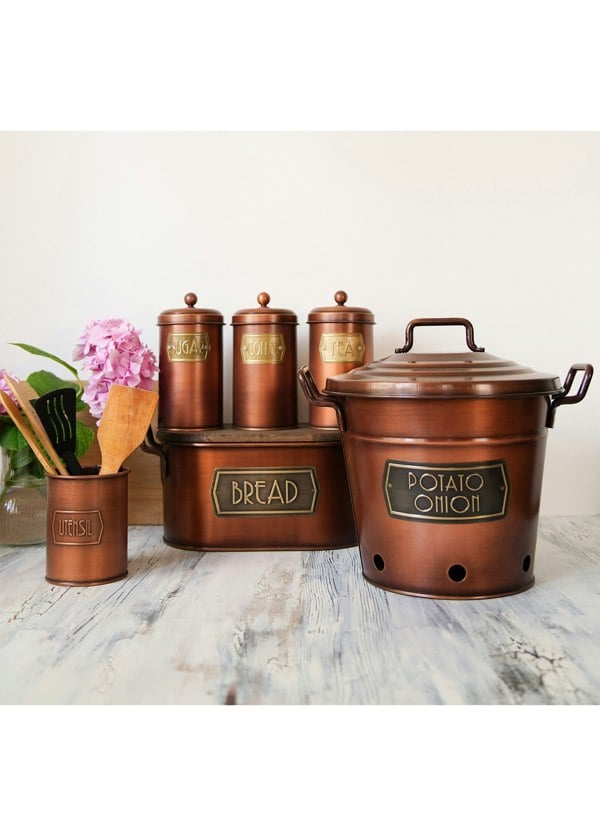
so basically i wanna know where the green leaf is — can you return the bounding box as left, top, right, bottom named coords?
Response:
left=75, top=420, right=95, bottom=458
left=11, top=342, right=79, bottom=378
left=27, top=370, right=83, bottom=403
left=0, top=420, right=29, bottom=452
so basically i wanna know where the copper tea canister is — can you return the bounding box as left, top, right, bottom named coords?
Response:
left=232, top=292, right=298, bottom=429
left=299, top=317, right=593, bottom=599
left=157, top=292, right=224, bottom=429
left=307, top=290, right=375, bottom=428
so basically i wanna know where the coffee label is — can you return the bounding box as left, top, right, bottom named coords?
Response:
left=240, top=333, right=286, bottom=364
left=167, top=332, right=211, bottom=362
left=52, top=510, right=104, bottom=544
left=319, top=332, right=366, bottom=364
left=211, top=467, right=319, bottom=516
left=383, top=460, right=510, bottom=523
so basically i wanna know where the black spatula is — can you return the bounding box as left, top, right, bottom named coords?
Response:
left=34, top=388, right=85, bottom=475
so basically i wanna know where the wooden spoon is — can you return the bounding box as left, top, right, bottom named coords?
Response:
left=0, top=390, right=56, bottom=476
left=98, top=384, right=159, bottom=476
left=3, top=375, right=68, bottom=476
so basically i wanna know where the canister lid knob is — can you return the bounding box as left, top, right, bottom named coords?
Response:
left=257, top=292, right=270, bottom=308
left=184, top=292, right=198, bottom=308
left=334, top=290, right=348, bottom=306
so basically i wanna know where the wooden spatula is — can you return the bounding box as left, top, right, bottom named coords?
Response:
left=3, top=375, right=69, bottom=476
left=98, top=384, right=159, bottom=476
left=0, top=390, right=57, bottom=476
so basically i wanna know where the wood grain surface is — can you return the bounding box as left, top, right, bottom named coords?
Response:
left=1, top=516, right=598, bottom=704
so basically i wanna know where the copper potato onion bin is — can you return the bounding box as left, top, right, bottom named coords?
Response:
left=299, top=318, right=593, bottom=599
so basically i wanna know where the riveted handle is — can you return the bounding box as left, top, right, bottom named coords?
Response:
left=395, top=318, right=485, bottom=353
left=298, top=366, right=346, bottom=431
left=546, top=363, right=594, bottom=428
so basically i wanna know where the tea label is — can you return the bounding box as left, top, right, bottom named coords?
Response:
left=167, top=332, right=211, bottom=362
left=211, top=467, right=319, bottom=516
left=383, top=460, right=510, bottom=523
left=240, top=333, right=286, bottom=364
left=52, top=510, right=104, bottom=544
left=319, top=332, right=366, bottom=364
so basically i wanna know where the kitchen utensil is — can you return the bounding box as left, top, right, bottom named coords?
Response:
left=299, top=317, right=593, bottom=599
left=0, top=390, right=56, bottom=476
left=98, top=384, right=159, bottom=475
left=34, top=388, right=84, bottom=475
left=3, top=375, right=68, bottom=477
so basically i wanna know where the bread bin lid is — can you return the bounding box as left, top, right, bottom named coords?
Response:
left=324, top=317, right=562, bottom=399
left=232, top=292, right=297, bottom=325
left=307, top=290, right=375, bottom=324
left=158, top=292, right=224, bottom=325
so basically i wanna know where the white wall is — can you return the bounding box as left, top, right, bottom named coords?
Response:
left=1, top=132, right=598, bottom=515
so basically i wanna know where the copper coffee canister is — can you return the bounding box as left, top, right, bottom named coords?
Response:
left=157, top=292, right=224, bottom=429
left=299, top=317, right=593, bottom=599
left=232, top=292, right=298, bottom=429
left=307, top=290, right=375, bottom=428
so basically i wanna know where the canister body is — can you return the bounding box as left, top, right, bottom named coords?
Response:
left=157, top=293, right=224, bottom=429
left=307, top=291, right=375, bottom=428
left=232, top=293, right=298, bottom=429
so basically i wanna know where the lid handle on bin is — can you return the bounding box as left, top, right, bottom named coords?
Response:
left=395, top=317, right=485, bottom=354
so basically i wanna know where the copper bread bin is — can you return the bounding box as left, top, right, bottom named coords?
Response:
left=144, top=425, right=357, bottom=551
left=157, top=292, right=224, bottom=430
left=232, top=292, right=298, bottom=429
left=299, top=317, right=593, bottom=599
left=307, top=290, right=375, bottom=428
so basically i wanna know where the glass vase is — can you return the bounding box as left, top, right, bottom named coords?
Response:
left=0, top=446, right=47, bottom=546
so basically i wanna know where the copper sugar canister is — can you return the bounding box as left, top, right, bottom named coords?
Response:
left=307, top=290, right=375, bottom=428
left=157, top=292, right=224, bottom=429
left=232, top=292, right=298, bottom=429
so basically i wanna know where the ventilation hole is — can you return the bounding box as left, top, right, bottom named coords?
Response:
left=373, top=554, right=385, bottom=571
left=448, top=564, right=467, bottom=582
left=523, top=554, right=531, bottom=572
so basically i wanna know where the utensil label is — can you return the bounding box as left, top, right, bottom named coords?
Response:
left=211, top=467, right=319, bottom=515
left=240, top=333, right=286, bottom=364
left=383, top=460, right=510, bottom=523
left=167, top=332, right=211, bottom=362
left=319, top=332, right=366, bottom=364
left=52, top=510, right=104, bottom=544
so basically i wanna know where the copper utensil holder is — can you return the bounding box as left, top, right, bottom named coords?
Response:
left=45, top=467, right=129, bottom=586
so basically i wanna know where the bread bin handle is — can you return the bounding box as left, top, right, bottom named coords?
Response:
left=298, top=366, right=346, bottom=431
left=395, top=317, right=485, bottom=354
left=546, top=363, right=594, bottom=428
left=141, top=426, right=170, bottom=478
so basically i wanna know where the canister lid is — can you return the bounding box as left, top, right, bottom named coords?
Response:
left=232, top=292, right=298, bottom=325
left=157, top=292, right=224, bottom=325
left=307, top=290, right=375, bottom=324
left=324, top=317, right=562, bottom=399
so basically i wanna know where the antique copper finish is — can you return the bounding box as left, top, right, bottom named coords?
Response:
left=144, top=426, right=357, bottom=551
left=307, top=290, right=375, bottom=428
left=232, top=292, right=298, bottom=429
left=157, top=292, right=224, bottom=429
left=45, top=468, right=129, bottom=586
left=299, top=317, right=593, bottom=599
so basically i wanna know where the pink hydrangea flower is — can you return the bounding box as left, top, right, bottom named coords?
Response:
left=73, top=319, right=158, bottom=419
left=0, top=370, right=19, bottom=415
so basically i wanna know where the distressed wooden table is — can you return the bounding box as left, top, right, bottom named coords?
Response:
left=1, top=516, right=599, bottom=704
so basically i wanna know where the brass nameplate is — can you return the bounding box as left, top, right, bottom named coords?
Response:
left=383, top=460, right=510, bottom=523
left=211, top=467, right=319, bottom=516
left=167, top=332, right=211, bottom=362
left=319, top=332, right=366, bottom=364
left=52, top=510, right=104, bottom=545
left=240, top=333, right=286, bottom=364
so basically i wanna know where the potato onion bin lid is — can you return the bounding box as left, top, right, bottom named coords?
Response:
left=324, top=317, right=564, bottom=399
left=232, top=292, right=297, bottom=325
left=307, top=290, right=375, bottom=324
left=157, top=292, right=224, bottom=325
